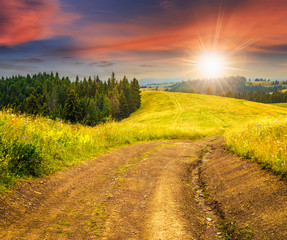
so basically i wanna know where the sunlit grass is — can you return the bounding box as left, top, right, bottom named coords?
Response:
left=271, top=102, right=287, bottom=108
left=1, top=91, right=287, bottom=192
left=225, top=118, right=287, bottom=176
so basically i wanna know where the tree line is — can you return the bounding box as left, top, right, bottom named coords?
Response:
left=169, top=76, right=287, bottom=95
left=169, top=76, right=287, bottom=103
left=0, top=72, right=141, bottom=125
left=232, top=88, right=287, bottom=103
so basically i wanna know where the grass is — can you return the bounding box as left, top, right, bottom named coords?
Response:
left=58, top=221, right=70, bottom=226
left=225, top=117, right=287, bottom=176
left=1, top=91, right=287, bottom=192
left=217, top=221, right=253, bottom=240
left=271, top=102, right=287, bottom=108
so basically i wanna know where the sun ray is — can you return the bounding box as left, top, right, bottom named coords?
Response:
left=213, top=6, right=225, bottom=49
left=226, top=36, right=258, bottom=57
left=185, top=3, right=260, bottom=79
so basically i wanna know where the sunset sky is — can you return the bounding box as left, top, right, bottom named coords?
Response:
left=1, top=0, right=287, bottom=81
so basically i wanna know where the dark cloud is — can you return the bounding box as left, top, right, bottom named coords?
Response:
left=0, top=62, right=32, bottom=70
left=259, top=44, right=287, bottom=53
left=14, top=57, right=44, bottom=63
left=73, top=62, right=84, bottom=65
left=90, top=61, right=115, bottom=67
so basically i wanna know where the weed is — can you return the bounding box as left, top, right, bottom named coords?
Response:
left=218, top=222, right=253, bottom=240
left=114, top=163, right=131, bottom=174
left=85, top=202, right=107, bottom=237
left=58, top=221, right=70, bottom=226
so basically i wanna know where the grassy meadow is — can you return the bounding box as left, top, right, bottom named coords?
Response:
left=1, top=91, right=287, bottom=192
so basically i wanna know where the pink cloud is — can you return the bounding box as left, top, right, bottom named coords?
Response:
left=0, top=0, right=78, bottom=46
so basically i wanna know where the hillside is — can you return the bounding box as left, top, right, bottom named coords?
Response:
left=125, top=91, right=287, bottom=131
left=128, top=91, right=287, bottom=175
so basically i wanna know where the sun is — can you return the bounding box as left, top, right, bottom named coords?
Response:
left=198, top=52, right=225, bottom=78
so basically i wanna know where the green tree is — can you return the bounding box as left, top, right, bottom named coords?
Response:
left=118, top=91, right=129, bottom=120
left=131, top=78, right=141, bottom=110
left=26, top=92, right=40, bottom=115
left=63, top=90, right=83, bottom=123
left=85, top=99, right=99, bottom=126
left=226, top=91, right=233, bottom=98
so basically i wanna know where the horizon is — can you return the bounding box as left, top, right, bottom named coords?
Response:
left=1, top=0, right=287, bottom=80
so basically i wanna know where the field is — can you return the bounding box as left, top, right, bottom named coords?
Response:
left=1, top=91, right=287, bottom=192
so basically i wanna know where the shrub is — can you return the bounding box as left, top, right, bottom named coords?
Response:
left=7, top=140, right=43, bottom=177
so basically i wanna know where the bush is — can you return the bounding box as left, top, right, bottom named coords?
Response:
left=7, top=140, right=43, bottom=177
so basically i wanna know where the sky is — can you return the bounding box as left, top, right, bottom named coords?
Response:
left=1, top=0, right=287, bottom=81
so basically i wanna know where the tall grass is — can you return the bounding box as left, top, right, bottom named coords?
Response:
left=0, top=110, right=214, bottom=193
left=225, top=117, right=287, bottom=176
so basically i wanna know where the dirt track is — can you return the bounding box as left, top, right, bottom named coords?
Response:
left=0, top=136, right=286, bottom=239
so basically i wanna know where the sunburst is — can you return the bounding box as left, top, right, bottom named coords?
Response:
left=183, top=5, right=257, bottom=80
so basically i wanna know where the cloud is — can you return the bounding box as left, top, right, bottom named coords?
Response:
left=0, top=62, right=31, bottom=70
left=140, top=64, right=158, bottom=68
left=73, top=62, right=84, bottom=65
left=0, top=0, right=79, bottom=46
left=158, top=0, right=173, bottom=9
left=14, top=57, right=44, bottom=63
left=258, top=44, right=287, bottom=54
left=89, top=61, right=115, bottom=67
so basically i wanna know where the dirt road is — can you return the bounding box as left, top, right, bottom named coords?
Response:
left=0, top=137, right=286, bottom=239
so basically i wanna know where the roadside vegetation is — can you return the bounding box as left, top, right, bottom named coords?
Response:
left=225, top=117, right=287, bottom=177
left=1, top=91, right=287, bottom=192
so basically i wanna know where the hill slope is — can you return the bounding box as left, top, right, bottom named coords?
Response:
left=125, top=91, right=287, bottom=132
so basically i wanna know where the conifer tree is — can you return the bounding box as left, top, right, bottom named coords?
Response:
left=118, top=91, right=129, bottom=120
left=131, top=78, right=141, bottom=109
left=63, top=89, right=83, bottom=123
left=26, top=92, right=40, bottom=115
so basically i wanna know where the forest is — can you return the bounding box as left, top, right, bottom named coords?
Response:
left=0, top=72, right=141, bottom=126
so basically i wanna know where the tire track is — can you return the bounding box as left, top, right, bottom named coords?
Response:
left=164, top=92, right=184, bottom=126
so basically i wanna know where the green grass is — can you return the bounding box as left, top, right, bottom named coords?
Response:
left=1, top=91, right=287, bottom=192
left=58, top=221, right=70, bottom=226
